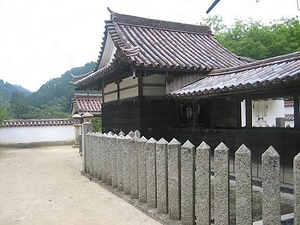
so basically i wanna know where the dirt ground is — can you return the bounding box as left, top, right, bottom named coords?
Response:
left=0, top=145, right=161, bottom=225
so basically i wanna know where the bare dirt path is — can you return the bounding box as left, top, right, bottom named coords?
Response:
left=0, top=146, right=161, bottom=225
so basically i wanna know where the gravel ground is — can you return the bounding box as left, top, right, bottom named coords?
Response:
left=0, top=146, right=161, bottom=225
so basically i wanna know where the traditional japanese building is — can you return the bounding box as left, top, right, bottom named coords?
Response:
left=72, top=10, right=248, bottom=137
left=72, top=10, right=300, bottom=183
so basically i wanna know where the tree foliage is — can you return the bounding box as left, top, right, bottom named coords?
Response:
left=202, top=16, right=300, bottom=60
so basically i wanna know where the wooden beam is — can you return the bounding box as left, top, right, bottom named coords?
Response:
left=245, top=97, right=252, bottom=129
left=193, top=100, right=198, bottom=129
left=294, top=94, right=299, bottom=129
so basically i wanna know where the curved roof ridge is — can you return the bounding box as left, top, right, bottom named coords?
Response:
left=110, top=11, right=212, bottom=35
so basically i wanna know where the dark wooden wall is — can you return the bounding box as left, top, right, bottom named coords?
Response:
left=102, top=97, right=178, bottom=139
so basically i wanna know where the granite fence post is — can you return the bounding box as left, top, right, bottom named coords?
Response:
left=119, top=131, right=125, bottom=136
left=103, top=134, right=110, bottom=184
left=130, top=136, right=139, bottom=199
left=81, top=122, right=92, bottom=173
left=85, top=133, right=92, bottom=175
left=90, top=133, right=96, bottom=177
left=167, top=138, right=181, bottom=220
left=101, top=133, right=108, bottom=183
left=294, top=152, right=300, bottom=225
left=195, top=141, right=211, bottom=225
left=214, top=142, right=229, bottom=225
left=128, top=131, right=135, bottom=138
left=156, top=138, right=169, bottom=214
left=138, top=136, right=148, bottom=203
left=262, top=146, right=280, bottom=225
left=181, top=140, right=195, bottom=225
left=106, top=132, right=113, bottom=185
left=112, top=134, right=118, bottom=188
left=117, top=135, right=124, bottom=191
left=235, top=144, right=252, bottom=225
left=135, top=130, right=141, bottom=139
left=146, top=137, right=157, bottom=208
left=95, top=133, right=103, bottom=180
left=123, top=135, right=132, bottom=195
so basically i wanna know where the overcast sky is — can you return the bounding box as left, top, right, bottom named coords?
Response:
left=0, top=0, right=299, bottom=92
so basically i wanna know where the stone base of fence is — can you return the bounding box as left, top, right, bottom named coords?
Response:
left=81, top=172, right=183, bottom=225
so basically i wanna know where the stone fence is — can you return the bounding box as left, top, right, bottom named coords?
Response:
left=81, top=122, right=300, bottom=225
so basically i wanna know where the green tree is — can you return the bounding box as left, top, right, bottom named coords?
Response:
left=0, top=103, right=6, bottom=124
left=10, top=93, right=29, bottom=119
left=201, top=16, right=300, bottom=60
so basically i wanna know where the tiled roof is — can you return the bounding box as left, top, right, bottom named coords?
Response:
left=2, top=118, right=73, bottom=127
left=105, top=12, right=245, bottom=70
left=170, top=51, right=300, bottom=98
left=72, top=93, right=102, bottom=114
left=72, top=11, right=247, bottom=88
left=285, top=114, right=294, bottom=121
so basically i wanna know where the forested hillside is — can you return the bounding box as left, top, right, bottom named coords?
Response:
left=0, top=61, right=96, bottom=120
left=0, top=80, right=31, bottom=102
left=27, top=61, right=96, bottom=113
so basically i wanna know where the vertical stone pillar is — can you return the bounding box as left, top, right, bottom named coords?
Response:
left=85, top=133, right=92, bottom=175
left=90, top=133, right=96, bottom=177
left=95, top=133, right=102, bottom=180
left=106, top=132, right=113, bottom=185
left=181, top=140, right=195, bottom=225
left=214, top=142, right=229, bottom=225
left=195, top=141, right=211, bottom=225
left=111, top=134, right=118, bottom=188
left=235, top=144, right=252, bottom=225
left=72, top=114, right=81, bottom=146
left=117, top=135, right=124, bottom=191
left=119, top=131, right=125, bottom=136
left=262, top=146, right=280, bottom=225
left=146, top=137, right=157, bottom=208
left=138, top=136, right=148, bottom=203
left=167, top=138, right=181, bottom=220
left=134, top=130, right=141, bottom=139
left=101, top=133, right=108, bottom=183
left=156, top=138, right=169, bottom=214
left=123, top=135, right=132, bottom=195
left=81, top=122, right=92, bottom=173
left=128, top=131, right=135, bottom=138
left=294, top=153, right=300, bottom=225
left=130, top=136, right=139, bottom=199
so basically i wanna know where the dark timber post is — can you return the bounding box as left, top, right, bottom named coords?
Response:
left=294, top=94, right=299, bottom=129
left=193, top=100, right=198, bottom=129
left=245, top=97, right=252, bottom=128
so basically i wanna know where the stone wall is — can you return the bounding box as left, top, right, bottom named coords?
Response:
left=81, top=123, right=299, bottom=224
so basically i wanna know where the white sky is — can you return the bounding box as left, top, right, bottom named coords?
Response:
left=0, top=0, right=299, bottom=92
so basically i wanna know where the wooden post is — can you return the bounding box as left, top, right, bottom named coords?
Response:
left=193, top=100, right=198, bottom=129
left=294, top=94, right=299, bottom=128
left=245, top=97, right=252, bottom=128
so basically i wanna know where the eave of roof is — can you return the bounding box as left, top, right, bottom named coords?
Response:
left=170, top=51, right=300, bottom=99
